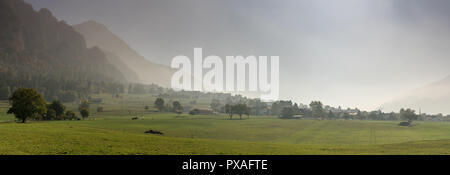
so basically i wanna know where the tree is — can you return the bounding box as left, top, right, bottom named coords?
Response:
left=293, top=103, right=300, bottom=114
left=245, top=106, right=251, bottom=119
left=45, top=109, right=57, bottom=120
left=281, top=107, right=294, bottom=118
left=225, top=104, right=233, bottom=120
left=48, top=100, right=66, bottom=118
left=154, top=98, right=165, bottom=111
left=328, top=111, right=336, bottom=119
left=343, top=112, right=351, bottom=120
left=172, top=101, right=183, bottom=116
left=270, top=102, right=281, bottom=116
left=310, top=101, right=326, bottom=119
left=248, top=99, right=268, bottom=116
left=388, top=112, right=398, bottom=121
left=270, top=101, right=293, bottom=116
left=80, top=108, right=89, bottom=119
left=65, top=110, right=77, bottom=120
left=399, top=108, right=418, bottom=123
left=7, top=88, right=47, bottom=123
left=78, top=100, right=90, bottom=119
left=234, top=104, right=248, bottom=120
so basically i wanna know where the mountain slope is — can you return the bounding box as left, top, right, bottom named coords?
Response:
left=73, top=21, right=175, bottom=87
left=381, top=75, right=450, bottom=115
left=103, top=51, right=140, bottom=83
left=0, top=0, right=126, bottom=83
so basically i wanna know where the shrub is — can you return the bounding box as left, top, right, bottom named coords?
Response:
left=45, top=109, right=57, bottom=120
left=80, top=109, right=89, bottom=119
left=47, top=100, right=66, bottom=118
left=65, top=111, right=77, bottom=120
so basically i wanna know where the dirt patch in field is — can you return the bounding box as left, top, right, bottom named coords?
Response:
left=145, top=130, right=164, bottom=135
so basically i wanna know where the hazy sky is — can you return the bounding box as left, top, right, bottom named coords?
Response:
left=26, top=0, right=450, bottom=110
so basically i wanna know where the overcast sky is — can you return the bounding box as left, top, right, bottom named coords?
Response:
left=26, top=0, right=450, bottom=110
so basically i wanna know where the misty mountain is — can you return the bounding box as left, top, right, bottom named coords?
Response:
left=73, top=20, right=175, bottom=87
left=381, top=75, right=450, bottom=115
left=0, top=0, right=126, bottom=83
left=103, top=51, right=140, bottom=83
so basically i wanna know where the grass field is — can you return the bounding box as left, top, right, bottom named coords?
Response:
left=1, top=94, right=450, bottom=155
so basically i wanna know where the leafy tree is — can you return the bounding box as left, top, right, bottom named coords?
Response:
left=234, top=104, right=248, bottom=120
left=399, top=108, right=418, bottom=123
left=172, top=101, right=183, bottom=116
left=270, top=101, right=293, bottom=116
left=7, top=88, right=47, bottom=123
left=270, top=102, right=281, bottom=116
left=247, top=99, right=268, bottom=116
left=281, top=107, right=294, bottom=118
left=48, top=100, right=66, bottom=118
left=154, top=98, right=165, bottom=111
left=328, top=111, right=336, bottom=119
left=78, top=100, right=90, bottom=119
left=300, top=108, right=312, bottom=118
left=388, top=112, right=398, bottom=120
left=80, top=108, right=89, bottom=119
left=65, top=110, right=77, bottom=120
left=45, top=109, right=57, bottom=120
left=343, top=112, right=351, bottom=120
left=310, top=101, right=326, bottom=119
left=225, top=104, right=233, bottom=120
left=245, top=105, right=251, bottom=119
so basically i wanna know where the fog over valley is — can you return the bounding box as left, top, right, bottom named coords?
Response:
left=3, top=0, right=450, bottom=158
left=26, top=0, right=450, bottom=113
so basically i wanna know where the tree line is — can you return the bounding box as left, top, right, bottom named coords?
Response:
left=7, top=88, right=92, bottom=123
left=0, top=72, right=124, bottom=102
left=153, top=97, right=251, bottom=120
left=4, top=86, right=448, bottom=124
left=208, top=98, right=448, bottom=123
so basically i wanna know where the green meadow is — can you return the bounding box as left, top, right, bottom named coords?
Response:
left=1, top=94, right=450, bottom=155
